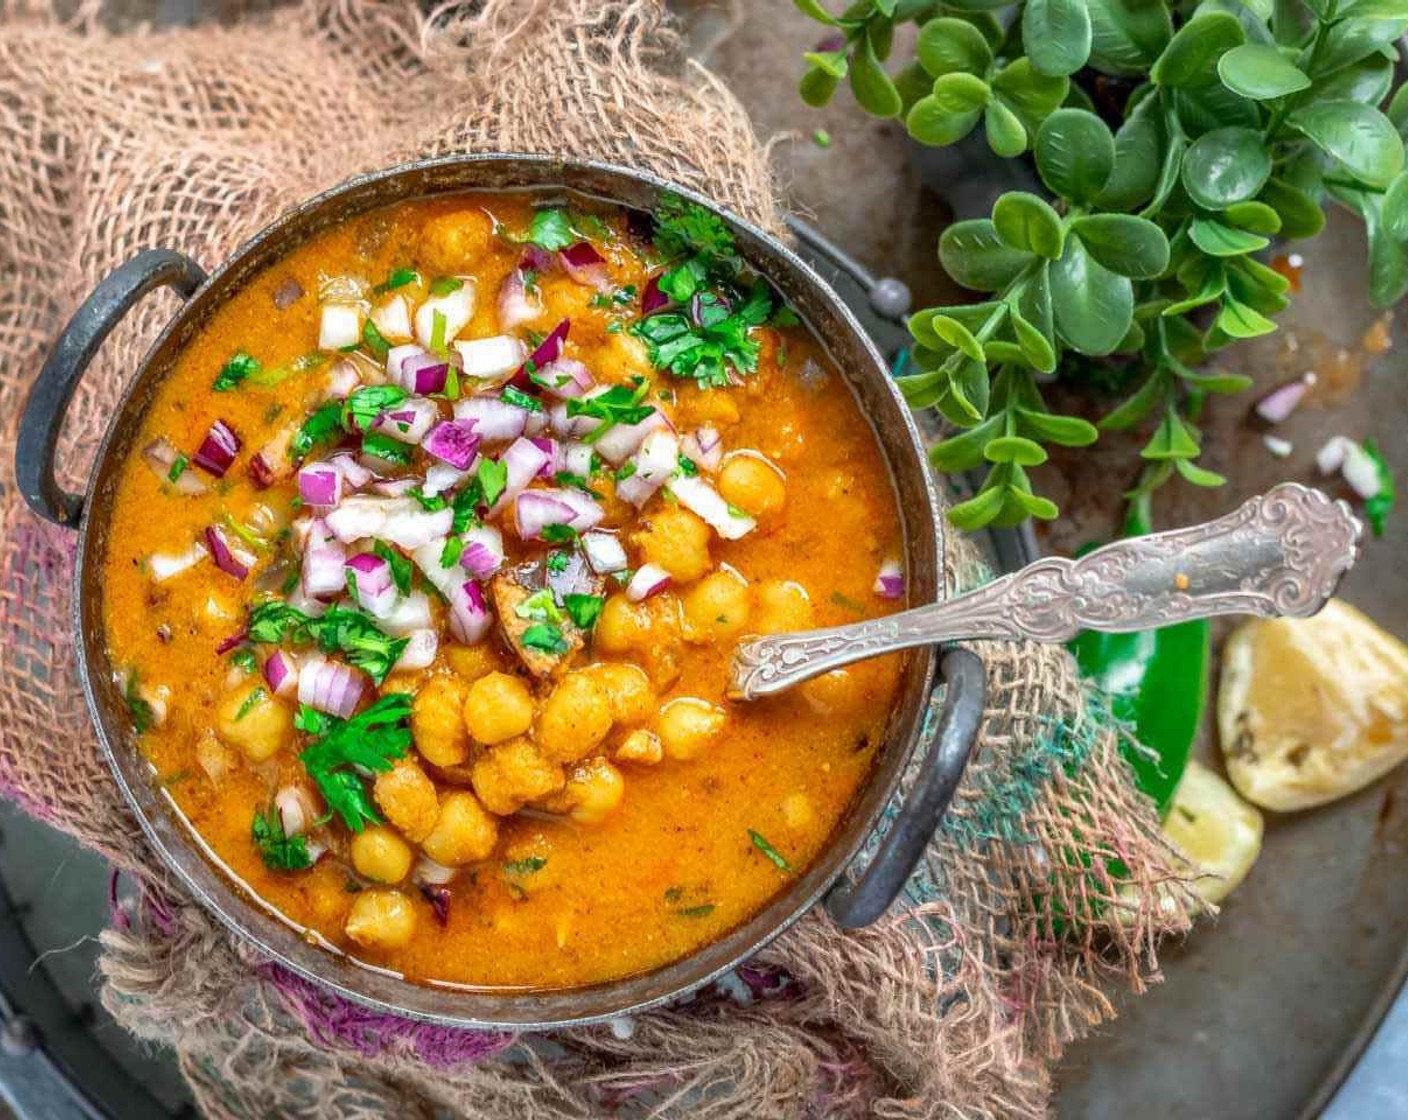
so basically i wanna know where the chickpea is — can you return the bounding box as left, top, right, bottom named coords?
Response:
left=412, top=676, right=471, bottom=767
left=420, top=210, right=494, bottom=274
left=615, top=728, right=663, bottom=765
left=718, top=453, right=787, bottom=520
left=588, top=662, right=656, bottom=725
left=463, top=671, right=535, bottom=745
left=595, top=594, right=651, bottom=654
left=444, top=643, right=501, bottom=682
left=800, top=668, right=871, bottom=717
left=556, top=758, right=625, bottom=824
left=344, top=889, right=417, bottom=951
left=754, top=580, right=814, bottom=634
left=217, top=684, right=292, bottom=763
left=471, top=737, right=565, bottom=815
left=422, top=791, right=499, bottom=866
left=350, top=826, right=414, bottom=885
left=633, top=507, right=711, bottom=584
left=373, top=760, right=440, bottom=843
left=598, top=330, right=653, bottom=381
left=537, top=672, right=614, bottom=762
left=682, top=569, right=753, bottom=643
left=657, top=697, right=727, bottom=761
left=781, top=792, right=815, bottom=831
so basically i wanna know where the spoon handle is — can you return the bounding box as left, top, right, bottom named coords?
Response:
left=728, top=482, right=1362, bottom=701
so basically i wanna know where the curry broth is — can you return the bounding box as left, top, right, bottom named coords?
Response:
left=102, top=192, right=905, bottom=989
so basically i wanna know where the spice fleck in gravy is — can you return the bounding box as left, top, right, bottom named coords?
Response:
left=102, top=191, right=905, bottom=989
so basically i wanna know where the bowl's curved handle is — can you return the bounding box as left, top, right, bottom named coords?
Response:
left=825, top=648, right=985, bottom=928
left=15, top=248, right=207, bottom=527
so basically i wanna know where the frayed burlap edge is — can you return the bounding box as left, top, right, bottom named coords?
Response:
left=0, top=2, right=1197, bottom=1116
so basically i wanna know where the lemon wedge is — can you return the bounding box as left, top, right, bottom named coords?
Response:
left=1163, top=760, right=1264, bottom=906
left=1218, top=599, right=1408, bottom=811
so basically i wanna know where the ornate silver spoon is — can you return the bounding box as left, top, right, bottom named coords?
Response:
left=727, top=482, right=1363, bottom=701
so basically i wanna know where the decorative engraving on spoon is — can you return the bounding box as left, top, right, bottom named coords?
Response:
left=728, top=483, right=1362, bottom=701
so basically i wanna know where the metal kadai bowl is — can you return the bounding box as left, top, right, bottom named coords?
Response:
left=15, top=154, right=986, bottom=1029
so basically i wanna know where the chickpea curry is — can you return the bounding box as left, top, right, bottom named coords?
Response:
left=103, top=190, right=907, bottom=990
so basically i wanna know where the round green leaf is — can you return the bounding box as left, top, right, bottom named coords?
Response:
left=793, top=0, right=844, bottom=25
left=1016, top=408, right=1098, bottom=445
left=992, top=192, right=1065, bottom=258
left=929, top=315, right=986, bottom=361
left=1022, top=0, right=1093, bottom=77
left=1174, top=82, right=1259, bottom=133
left=1383, top=171, right=1408, bottom=241
left=1315, top=54, right=1394, bottom=107
left=1188, top=217, right=1269, bottom=256
left=916, top=17, right=993, bottom=78
left=802, top=49, right=850, bottom=79
left=1217, top=43, right=1310, bottom=99
left=1003, top=485, right=1060, bottom=523
left=984, top=435, right=1048, bottom=466
left=1181, top=127, right=1272, bottom=210
left=1314, top=17, right=1408, bottom=80
left=946, top=483, right=1006, bottom=531
left=990, top=57, right=1070, bottom=122
left=1216, top=298, right=1277, bottom=339
left=1259, top=178, right=1326, bottom=240
left=1050, top=237, right=1134, bottom=356
left=1289, top=100, right=1405, bottom=189
left=939, top=219, right=1036, bottom=292
left=1010, top=311, right=1058, bottom=372
left=1034, top=108, right=1115, bottom=204
left=1096, top=98, right=1163, bottom=212
left=1070, top=214, right=1170, bottom=278
left=906, top=73, right=990, bottom=145
left=1151, top=12, right=1245, bottom=88
left=984, top=100, right=1028, bottom=157
left=1174, top=458, right=1227, bottom=488
left=938, top=355, right=991, bottom=425
left=1223, top=200, right=1282, bottom=235
left=928, top=415, right=1004, bottom=472
left=849, top=34, right=903, bottom=118
left=1087, top=0, right=1173, bottom=76
left=799, top=66, right=842, bottom=108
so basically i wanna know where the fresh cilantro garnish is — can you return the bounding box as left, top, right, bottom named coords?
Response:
left=503, top=855, right=547, bottom=876
left=521, top=623, right=569, bottom=654
left=167, top=454, right=189, bottom=483
left=234, top=687, right=266, bottom=722
left=545, top=551, right=570, bottom=574
left=440, top=535, right=465, bottom=568
left=297, top=694, right=412, bottom=832
left=502, top=385, right=544, bottom=412
left=374, top=267, right=419, bottom=294
left=1362, top=438, right=1395, bottom=538
left=540, top=524, right=578, bottom=545
left=748, top=829, right=793, bottom=872
left=477, top=457, right=508, bottom=509
left=771, top=304, right=801, bottom=327
left=616, top=461, right=638, bottom=481
left=676, top=903, right=716, bottom=918
left=652, top=193, right=740, bottom=275
left=631, top=283, right=772, bottom=389
left=361, top=318, right=390, bottom=360
left=230, top=647, right=258, bottom=674
left=450, top=486, right=479, bottom=533
left=291, top=401, right=343, bottom=461
left=522, top=268, right=539, bottom=293
left=429, top=308, right=449, bottom=357
left=515, top=589, right=563, bottom=624
left=362, top=432, right=413, bottom=466
left=250, top=351, right=326, bottom=389
left=342, top=385, right=408, bottom=433
left=523, top=209, right=575, bottom=252
left=658, top=258, right=708, bottom=303
left=563, top=593, right=603, bottom=629
left=429, top=276, right=464, bottom=297
left=677, top=456, right=699, bottom=477
left=213, top=351, right=260, bottom=392
left=251, top=807, right=312, bottom=871
left=409, top=488, right=449, bottom=512
left=374, top=541, right=412, bottom=595
left=554, top=470, right=601, bottom=497
left=590, top=285, right=638, bottom=309
left=247, top=601, right=408, bottom=684
left=123, top=673, right=155, bottom=734
left=566, top=381, right=654, bottom=429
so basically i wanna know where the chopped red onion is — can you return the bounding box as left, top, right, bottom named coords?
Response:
left=371, top=477, right=420, bottom=498
left=370, top=294, right=413, bottom=342
left=193, top=420, right=241, bottom=477
left=374, top=397, right=439, bottom=444
left=582, top=531, right=628, bottom=574
left=204, top=525, right=251, bottom=580
left=275, top=786, right=312, bottom=837
left=593, top=408, right=670, bottom=466
left=318, top=304, right=362, bottom=351
left=615, top=471, right=662, bottom=509
left=397, top=351, right=450, bottom=396
left=1253, top=372, right=1316, bottom=426
left=395, top=629, right=439, bottom=671
left=324, top=358, right=363, bottom=400
left=327, top=451, right=374, bottom=490
left=381, top=590, right=433, bottom=637
left=248, top=453, right=277, bottom=490
left=148, top=541, right=208, bottom=583
left=515, top=490, right=581, bottom=539
left=447, top=579, right=492, bottom=644
left=453, top=396, right=529, bottom=442
left=387, top=343, right=427, bottom=384
left=873, top=559, right=905, bottom=600
left=497, top=269, right=542, bottom=332
left=488, top=437, right=552, bottom=518
left=519, top=246, right=556, bottom=273
left=626, top=563, right=671, bottom=602
left=641, top=273, right=669, bottom=315
left=297, top=655, right=365, bottom=718
left=559, top=242, right=609, bottom=289
left=421, top=882, right=452, bottom=926
left=667, top=475, right=756, bottom=540
left=346, top=552, right=397, bottom=617
left=423, top=420, right=481, bottom=470
left=682, top=425, right=723, bottom=473
left=414, top=282, right=475, bottom=348
left=456, top=335, right=527, bottom=385
left=143, top=437, right=208, bottom=494
left=263, top=650, right=299, bottom=698
left=298, top=464, right=343, bottom=508
left=215, top=629, right=248, bottom=655
left=523, top=408, right=549, bottom=438
left=535, top=358, right=594, bottom=400
left=325, top=497, right=453, bottom=550
left=424, top=462, right=470, bottom=497
left=512, top=318, right=569, bottom=388
left=302, top=521, right=347, bottom=598
left=460, top=525, right=506, bottom=579
left=528, top=437, right=562, bottom=477
left=635, top=429, right=680, bottom=486
left=563, top=441, right=594, bottom=477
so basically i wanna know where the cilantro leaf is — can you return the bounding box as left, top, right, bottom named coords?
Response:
left=477, top=457, right=508, bottom=509
left=631, top=284, right=772, bottom=389
left=123, top=673, right=155, bottom=734
left=502, top=385, right=544, bottom=412
left=167, top=454, right=189, bottom=483
left=563, top=593, right=604, bottom=629
left=374, top=267, right=419, bottom=294
left=749, top=829, right=793, bottom=872
left=342, top=385, right=408, bottom=433
left=297, top=694, right=413, bottom=832
left=234, top=687, right=266, bottom=722
left=252, top=807, right=313, bottom=871
left=653, top=193, right=739, bottom=276
left=374, top=541, right=412, bottom=595
left=546, top=550, right=571, bottom=574
left=214, top=351, right=260, bottom=392
left=521, top=623, right=569, bottom=654
left=362, top=432, right=413, bottom=467
left=361, top=318, right=390, bottom=360
left=1363, top=438, right=1395, bottom=539
left=247, top=600, right=408, bottom=684
left=515, top=588, right=563, bottom=624
left=429, top=276, right=464, bottom=296
left=524, top=209, right=575, bottom=252
left=540, top=523, right=578, bottom=545
left=291, top=401, right=343, bottom=461
left=503, top=856, right=547, bottom=875
left=566, top=382, right=654, bottom=428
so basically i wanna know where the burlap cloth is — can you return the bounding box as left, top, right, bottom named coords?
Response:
left=0, top=2, right=1198, bottom=1115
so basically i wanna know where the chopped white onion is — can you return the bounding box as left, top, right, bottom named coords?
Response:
left=302, top=521, right=347, bottom=598
left=424, top=462, right=470, bottom=497
left=583, top=531, right=628, bottom=574
left=627, top=563, right=672, bottom=602
left=386, top=343, right=426, bottom=385
left=370, top=295, right=413, bottom=342
left=453, top=396, right=529, bottom=442
left=345, top=552, right=397, bottom=618
left=635, top=429, right=680, bottom=486
left=667, top=475, right=756, bottom=540
left=297, top=655, right=365, bottom=718
left=373, top=396, right=439, bottom=444
left=592, top=408, right=671, bottom=466
left=324, top=497, right=454, bottom=550
left=262, top=650, right=300, bottom=698
left=318, top=303, right=363, bottom=351
left=394, top=629, right=439, bottom=671
left=275, top=786, right=312, bottom=837
left=381, top=591, right=433, bottom=637
left=563, top=441, right=594, bottom=477
left=873, top=558, right=905, bottom=600
left=454, top=335, right=527, bottom=385
left=148, top=541, right=208, bottom=583
left=414, top=281, right=475, bottom=348
left=460, top=525, right=505, bottom=579
left=488, top=438, right=552, bottom=518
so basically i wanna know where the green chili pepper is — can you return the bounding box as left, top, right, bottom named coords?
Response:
left=1069, top=490, right=1210, bottom=817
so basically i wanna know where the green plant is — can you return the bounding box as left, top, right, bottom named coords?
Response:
left=797, top=0, right=1408, bottom=528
